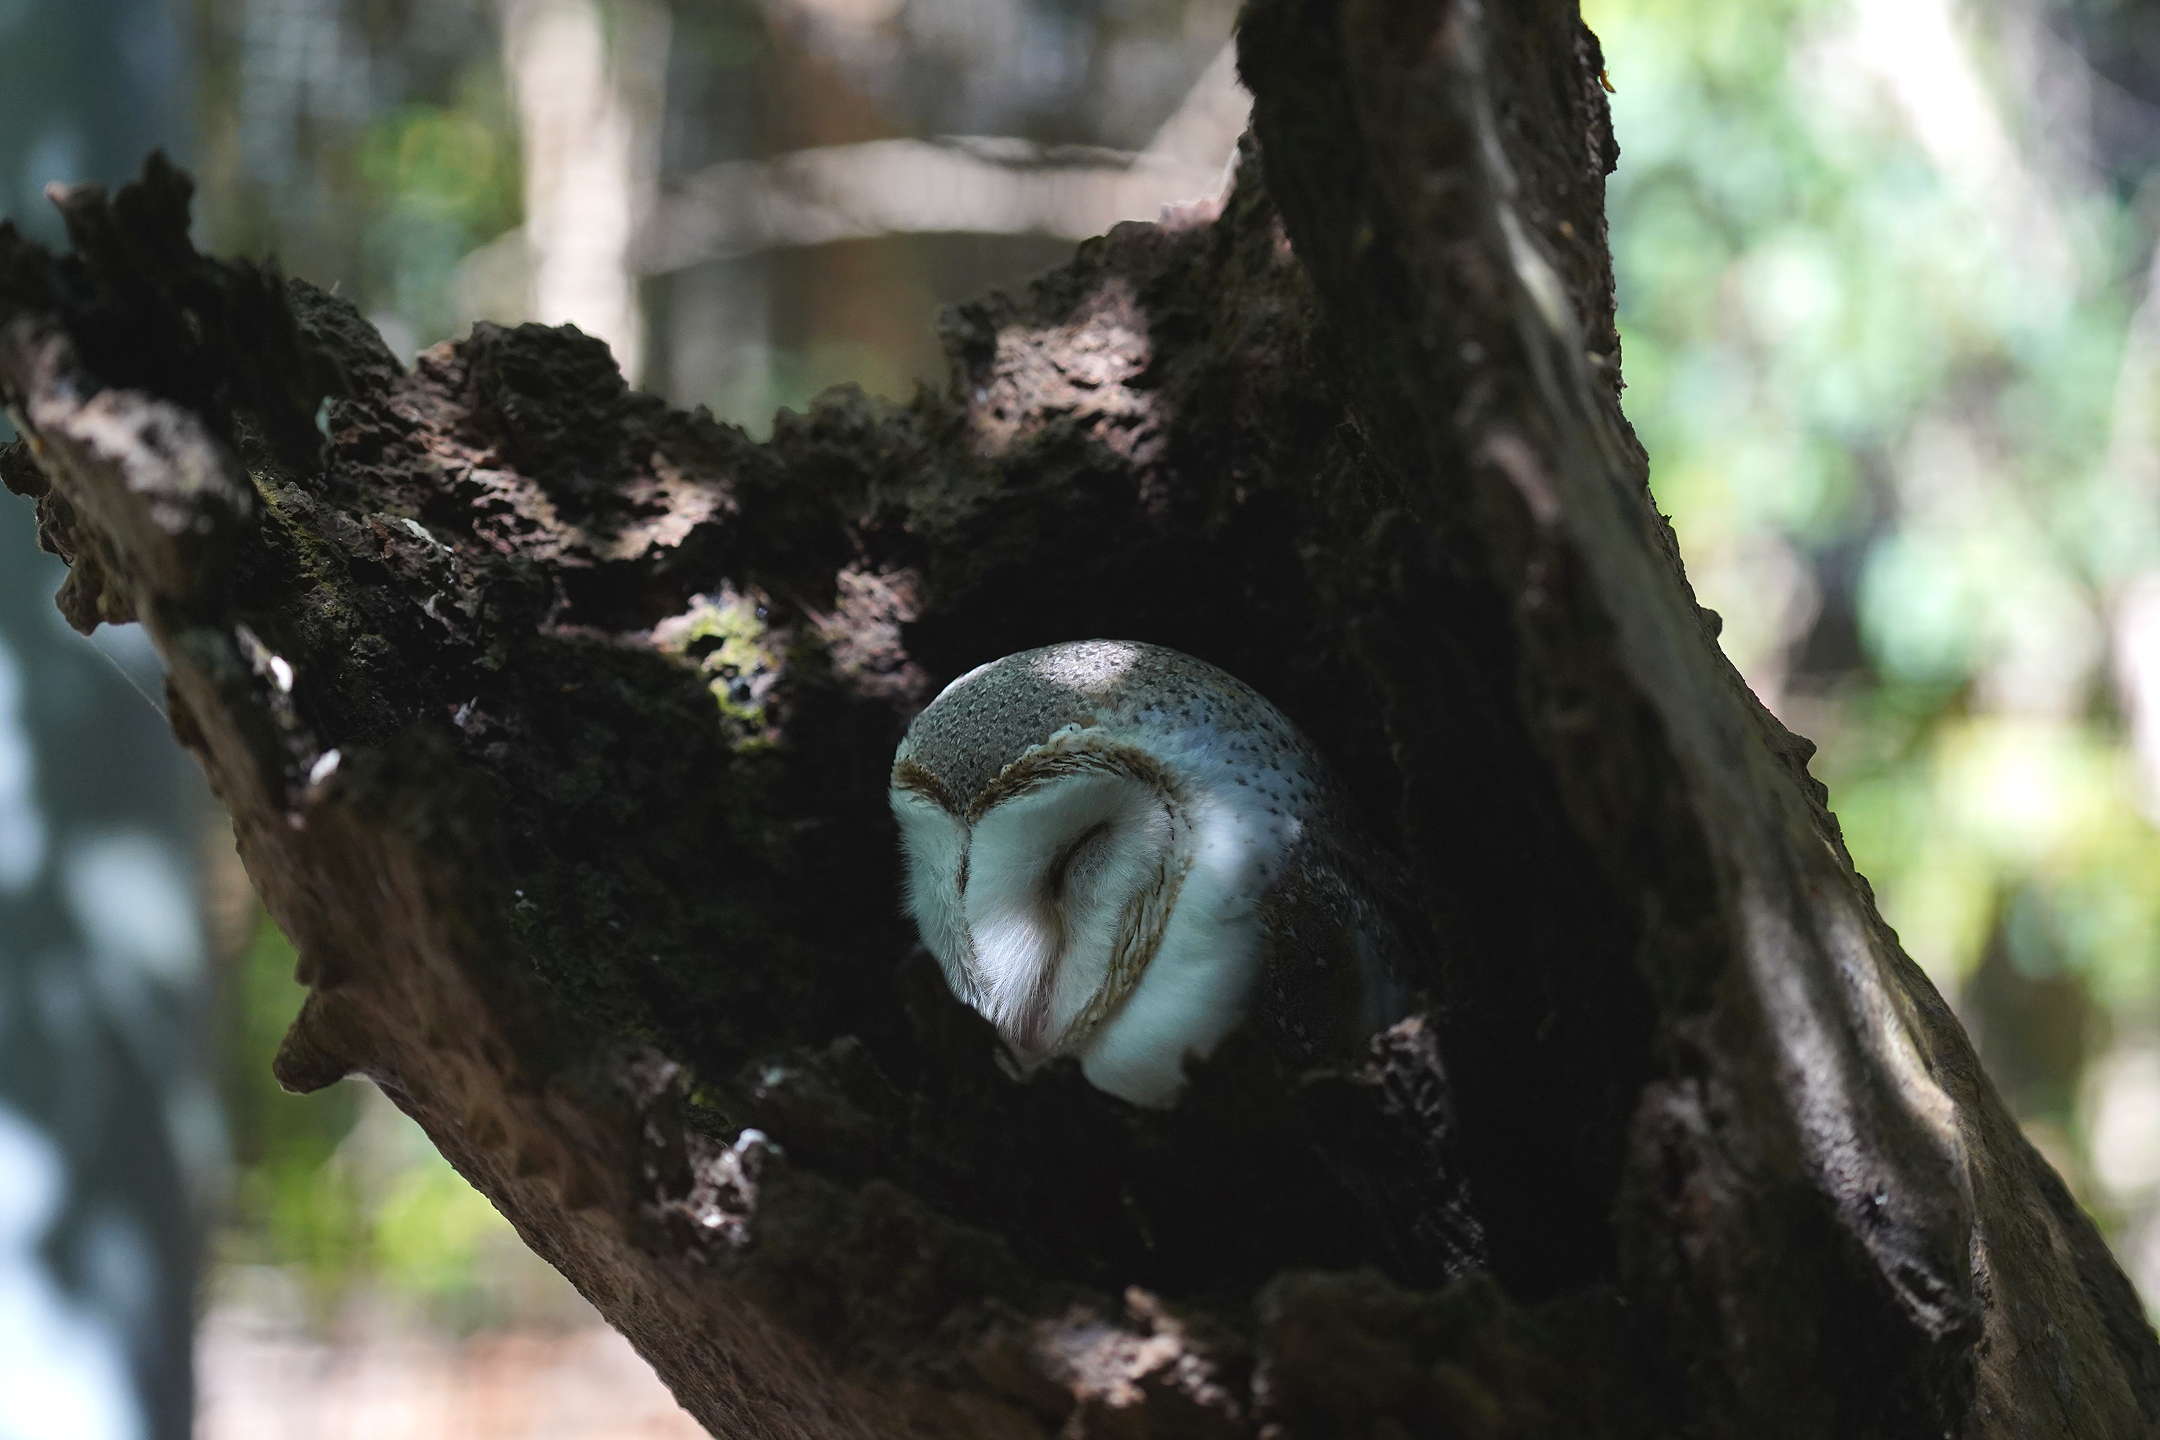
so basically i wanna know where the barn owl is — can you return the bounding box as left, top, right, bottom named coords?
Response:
left=889, top=640, right=1410, bottom=1106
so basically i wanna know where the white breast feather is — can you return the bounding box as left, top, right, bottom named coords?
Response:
left=1074, top=722, right=1298, bottom=1104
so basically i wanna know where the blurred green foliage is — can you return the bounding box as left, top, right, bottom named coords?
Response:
left=350, top=91, right=522, bottom=330
left=1588, top=0, right=2160, bottom=1220
left=194, top=0, right=521, bottom=354
left=219, top=921, right=534, bottom=1329
left=222, top=917, right=360, bottom=1309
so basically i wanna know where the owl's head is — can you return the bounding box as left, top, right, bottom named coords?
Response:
left=889, top=640, right=1331, bottom=1105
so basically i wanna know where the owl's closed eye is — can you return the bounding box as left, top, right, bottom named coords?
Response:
left=890, top=639, right=1407, bottom=1106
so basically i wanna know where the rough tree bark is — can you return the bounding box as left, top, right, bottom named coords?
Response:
left=3, top=2, right=2155, bottom=1436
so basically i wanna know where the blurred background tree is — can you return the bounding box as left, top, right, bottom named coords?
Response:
left=4, top=0, right=2156, bottom=1433
left=0, top=3, right=211, bottom=1439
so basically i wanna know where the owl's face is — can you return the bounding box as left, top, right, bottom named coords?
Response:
left=890, top=640, right=1331, bottom=1105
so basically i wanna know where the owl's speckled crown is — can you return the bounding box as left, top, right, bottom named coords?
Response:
left=894, top=639, right=1320, bottom=816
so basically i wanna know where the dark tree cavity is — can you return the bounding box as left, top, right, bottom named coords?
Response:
left=4, top=3, right=2155, bottom=1436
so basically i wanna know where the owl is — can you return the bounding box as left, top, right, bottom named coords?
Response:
left=889, top=639, right=1410, bottom=1106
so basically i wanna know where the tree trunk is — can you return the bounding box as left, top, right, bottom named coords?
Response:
left=4, top=1, right=2155, bottom=1435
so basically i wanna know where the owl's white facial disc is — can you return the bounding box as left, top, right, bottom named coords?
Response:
left=891, top=744, right=1188, bottom=1060
left=962, top=765, right=1177, bottom=1055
